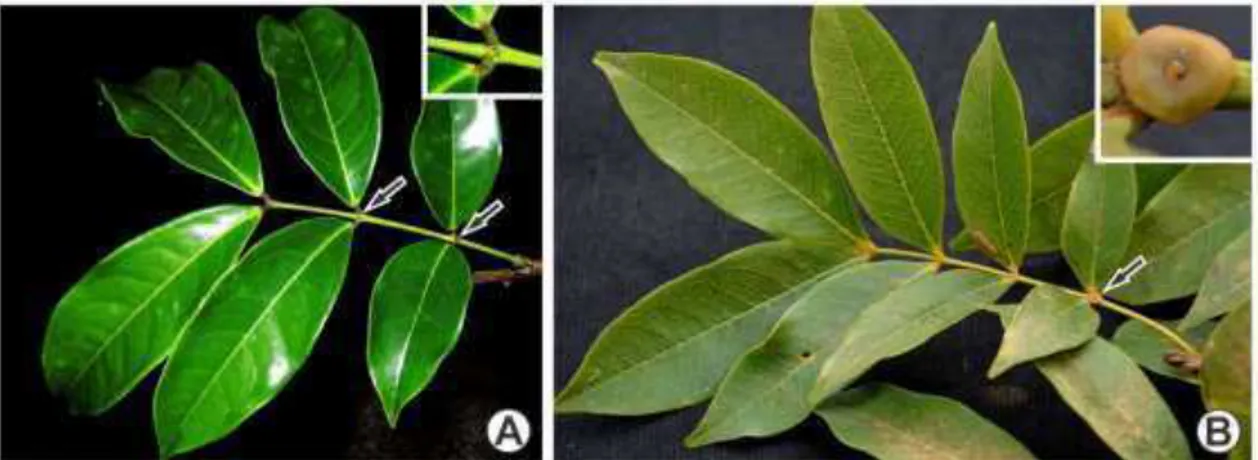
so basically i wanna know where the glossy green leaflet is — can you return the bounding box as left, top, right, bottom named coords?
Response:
left=562, top=5, right=1250, bottom=459
left=46, top=7, right=539, bottom=456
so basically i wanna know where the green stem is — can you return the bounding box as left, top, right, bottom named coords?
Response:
left=1219, top=60, right=1251, bottom=109
left=428, top=36, right=491, bottom=60
left=264, top=198, right=536, bottom=269
left=875, top=246, right=1201, bottom=357
left=427, top=36, right=543, bottom=70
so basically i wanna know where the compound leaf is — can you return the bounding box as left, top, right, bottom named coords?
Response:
left=816, top=384, right=1034, bottom=460
left=411, top=100, right=502, bottom=230
left=1110, top=165, right=1250, bottom=305
left=368, top=241, right=472, bottom=427
left=1112, top=319, right=1212, bottom=385
left=811, top=6, right=943, bottom=252
left=594, top=51, right=867, bottom=245
left=686, top=262, right=929, bottom=446
left=258, top=7, right=381, bottom=207
left=1061, top=161, right=1137, bottom=290
left=154, top=218, right=354, bottom=457
left=428, top=53, right=481, bottom=94
left=1180, top=230, right=1250, bottom=331
left=446, top=5, right=498, bottom=30
left=812, top=269, right=1009, bottom=403
left=1200, top=305, right=1251, bottom=460
left=42, top=206, right=261, bottom=415
left=100, top=64, right=264, bottom=196
left=556, top=241, right=864, bottom=415
left=952, top=23, right=1030, bottom=269
left=988, top=285, right=1097, bottom=379
left=1037, top=339, right=1192, bottom=460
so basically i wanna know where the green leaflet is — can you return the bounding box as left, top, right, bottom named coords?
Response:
left=1026, top=112, right=1096, bottom=253
left=154, top=218, right=354, bottom=456
left=946, top=112, right=1096, bottom=255
left=811, top=7, right=944, bottom=252
left=987, top=285, right=1097, bottom=379
left=816, top=384, right=1035, bottom=460
left=411, top=100, right=502, bottom=230
left=950, top=112, right=1094, bottom=254
left=811, top=269, right=1009, bottom=403
left=1112, top=319, right=1213, bottom=385
left=42, top=206, right=261, bottom=415
left=100, top=64, right=264, bottom=196
left=429, top=53, right=481, bottom=94
left=594, top=51, right=867, bottom=245
left=446, top=5, right=498, bottom=30
left=1200, top=305, right=1251, bottom=460
left=1111, top=165, right=1251, bottom=305
left=686, top=262, right=929, bottom=447
left=952, top=23, right=1030, bottom=269
left=368, top=241, right=472, bottom=427
left=1180, top=230, right=1250, bottom=331
left=1037, top=339, right=1192, bottom=460
left=556, top=241, right=863, bottom=415
left=258, top=8, right=381, bottom=207
left=1061, top=161, right=1137, bottom=290
left=1135, top=164, right=1184, bottom=211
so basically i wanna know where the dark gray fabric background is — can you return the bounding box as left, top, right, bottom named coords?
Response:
left=555, top=6, right=1219, bottom=460
left=1127, top=6, right=1252, bottom=157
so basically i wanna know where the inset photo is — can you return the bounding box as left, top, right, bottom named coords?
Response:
left=1100, top=5, right=1252, bottom=160
left=425, top=5, right=543, bottom=97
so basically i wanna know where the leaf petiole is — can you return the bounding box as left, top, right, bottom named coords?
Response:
left=874, top=245, right=1200, bottom=358
left=427, top=36, right=544, bottom=70
left=263, top=197, right=539, bottom=270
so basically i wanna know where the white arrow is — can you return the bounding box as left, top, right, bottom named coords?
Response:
left=1103, top=255, right=1147, bottom=293
left=460, top=199, right=505, bottom=237
left=363, top=176, right=408, bottom=213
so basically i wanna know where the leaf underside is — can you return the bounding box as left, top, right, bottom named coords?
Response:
left=1036, top=339, right=1192, bottom=460
left=951, top=23, right=1030, bottom=269
left=1110, top=165, right=1250, bottom=305
left=1200, top=305, right=1251, bottom=460
left=556, top=241, right=863, bottom=415
left=1111, top=318, right=1212, bottom=385
left=594, top=51, right=867, bottom=245
left=811, top=6, right=944, bottom=252
left=816, top=383, right=1035, bottom=460
left=686, top=261, right=928, bottom=446
left=812, top=269, right=1009, bottom=403
left=988, top=285, right=1097, bottom=379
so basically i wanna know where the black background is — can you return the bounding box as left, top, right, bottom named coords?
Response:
left=555, top=6, right=1220, bottom=459
left=1127, top=6, right=1252, bottom=158
left=427, top=6, right=542, bottom=94
left=3, top=6, right=541, bottom=459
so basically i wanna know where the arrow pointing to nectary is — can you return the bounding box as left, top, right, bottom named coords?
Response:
left=1103, top=255, right=1147, bottom=293
left=460, top=199, right=505, bottom=237
left=363, top=176, right=408, bottom=213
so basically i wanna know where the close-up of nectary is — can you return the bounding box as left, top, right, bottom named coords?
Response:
left=558, top=6, right=1249, bottom=459
left=39, top=7, right=540, bottom=457
left=1101, top=5, right=1252, bottom=158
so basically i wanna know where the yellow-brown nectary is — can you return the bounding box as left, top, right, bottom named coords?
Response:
left=1119, top=25, right=1234, bottom=125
